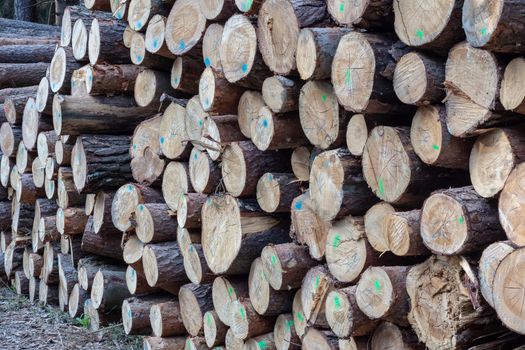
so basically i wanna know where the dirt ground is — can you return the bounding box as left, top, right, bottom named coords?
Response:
left=0, top=285, right=142, bottom=350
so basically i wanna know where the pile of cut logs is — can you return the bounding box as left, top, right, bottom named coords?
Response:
left=2, top=0, right=525, bottom=349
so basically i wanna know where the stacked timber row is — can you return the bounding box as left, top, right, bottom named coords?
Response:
left=2, top=0, right=525, bottom=349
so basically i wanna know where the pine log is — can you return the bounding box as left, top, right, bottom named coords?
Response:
left=73, top=64, right=144, bottom=96
left=370, top=322, right=424, bottom=350
left=202, top=23, right=223, bottom=71
left=129, top=32, right=172, bottom=71
left=150, top=300, right=187, bottom=337
left=15, top=270, right=29, bottom=295
left=300, top=265, right=336, bottom=327
left=327, top=0, right=392, bottom=29
left=143, top=337, right=186, bottom=350
left=14, top=174, right=46, bottom=205
left=81, top=217, right=124, bottom=260
left=385, top=209, right=429, bottom=256
left=393, top=52, right=445, bottom=106
left=500, top=57, right=525, bottom=115
left=212, top=276, right=250, bottom=326
left=84, top=0, right=111, bottom=11
left=260, top=243, right=317, bottom=291
left=199, top=68, right=244, bottom=115
left=470, top=128, right=525, bottom=198
left=249, top=257, right=294, bottom=316
left=49, top=47, right=83, bottom=93
left=68, top=283, right=89, bottom=318
left=88, top=17, right=129, bottom=66
left=58, top=253, right=77, bottom=309
left=123, top=295, right=169, bottom=335
left=55, top=138, right=73, bottom=165
left=39, top=282, right=60, bottom=306
left=199, top=0, right=236, bottom=20
left=202, top=115, right=247, bottom=160
left=309, top=148, right=377, bottom=220
left=164, top=0, right=206, bottom=55
left=201, top=195, right=290, bottom=274
left=230, top=299, right=276, bottom=340
left=159, top=102, right=191, bottom=160
left=0, top=155, right=12, bottom=188
left=4, top=93, right=35, bottom=126
left=220, top=15, right=272, bottom=89
left=130, top=114, right=164, bottom=186
left=273, top=313, right=299, bottom=350
left=299, top=81, right=346, bottom=150
left=179, top=283, right=214, bottom=336
left=499, top=163, right=525, bottom=245
left=257, top=0, right=330, bottom=75
left=234, top=0, right=262, bottom=14
left=161, top=161, right=192, bottom=211
left=407, top=255, right=498, bottom=349
left=142, top=241, right=187, bottom=294
left=251, top=107, right=308, bottom=151
left=177, top=193, right=206, bottom=229
left=37, top=131, right=58, bottom=164
left=356, top=266, right=411, bottom=326
left=238, top=90, right=265, bottom=138
left=290, top=146, right=310, bottom=182
left=394, top=0, right=464, bottom=54
left=420, top=186, right=505, bottom=255
left=182, top=242, right=215, bottom=285
left=71, top=19, right=89, bottom=61
left=31, top=158, right=45, bottom=189
left=29, top=277, right=39, bottom=303
left=226, top=328, right=245, bottom=350
left=41, top=242, right=60, bottom=285
left=127, top=0, right=170, bottom=32
left=296, top=27, right=352, bottom=81
left=90, top=265, right=130, bottom=311
left=22, top=99, right=53, bottom=152
left=261, top=76, right=300, bottom=113
left=290, top=191, right=330, bottom=260
left=203, top=310, right=227, bottom=347
left=463, top=0, right=525, bottom=53
left=123, top=235, right=144, bottom=265
left=57, top=167, right=86, bottom=209
left=111, top=183, right=163, bottom=232
left=171, top=57, right=203, bottom=94
left=362, top=126, right=467, bottom=205
left=0, top=63, right=48, bottom=89
left=126, top=263, right=161, bottom=295
left=56, top=207, right=88, bottom=235
left=92, top=191, right=115, bottom=234
left=256, top=173, right=302, bottom=213
left=410, top=105, right=474, bottom=169
left=83, top=298, right=120, bottom=331
left=0, top=44, right=54, bottom=64
left=28, top=253, right=43, bottom=278
left=325, top=285, right=379, bottom=337
left=15, top=140, right=35, bottom=175
left=134, top=69, right=174, bottom=108
left=145, top=15, right=175, bottom=59
left=35, top=77, right=53, bottom=114
left=135, top=203, right=177, bottom=243
left=302, top=329, right=338, bottom=350
left=244, top=332, right=275, bottom=350
left=221, top=141, right=291, bottom=197
left=53, top=94, right=160, bottom=136
left=478, top=241, right=516, bottom=308
left=444, top=42, right=504, bottom=137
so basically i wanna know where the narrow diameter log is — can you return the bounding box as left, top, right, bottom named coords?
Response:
left=199, top=68, right=244, bottom=115
left=478, top=241, right=515, bottom=308
left=212, top=276, right=249, bottom=327
left=256, top=173, right=302, bottom=213
left=327, top=0, right=393, bottom=29
left=500, top=58, right=525, bottom=115
left=179, top=283, right=214, bottom=336
left=122, top=295, right=169, bottom=335
left=142, top=241, right=187, bottom=294
left=230, top=299, right=276, bottom=340
left=499, top=163, right=525, bottom=245
left=385, top=209, right=429, bottom=256
left=135, top=203, right=178, bottom=243
left=150, top=300, right=186, bottom=337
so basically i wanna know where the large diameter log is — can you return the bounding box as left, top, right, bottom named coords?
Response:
left=256, top=173, right=302, bottom=213
left=122, top=295, right=169, bottom=335
left=470, top=128, right=525, bottom=198
left=88, top=17, right=129, bottom=66
left=165, top=0, right=206, bottom=56
left=238, top=90, right=265, bottom=139
left=111, top=183, right=163, bottom=232
left=500, top=58, right=525, bottom=115
left=221, top=141, right=291, bottom=197
left=309, top=148, right=378, bottom=220
left=142, top=241, right=187, bottom=293
left=0, top=63, right=48, bottom=89
left=212, top=276, right=249, bottom=326
left=479, top=241, right=516, bottom=308
left=355, top=266, right=411, bottom=326
left=189, top=148, right=221, bottom=194
left=463, top=0, right=525, bottom=53
left=327, top=0, right=392, bottom=29
left=296, top=27, right=352, bottom=81
left=201, top=195, right=290, bottom=274
left=179, top=283, right=214, bottom=336
left=393, top=52, right=445, bottom=106
left=230, top=299, right=276, bottom=340
left=394, top=0, right=464, bottom=53
left=410, top=105, right=474, bottom=169
left=53, top=94, right=160, bottom=136
left=202, top=23, right=223, bottom=71
left=290, top=191, right=331, bottom=260
left=249, top=257, right=294, bottom=316
left=331, top=32, right=410, bottom=115
left=362, top=126, right=466, bottom=205
left=257, top=0, right=330, bottom=75
left=81, top=217, right=124, bottom=260
left=420, top=186, right=505, bottom=255
left=261, top=243, right=317, bottom=291
left=220, top=15, right=271, bottom=89
left=407, top=256, right=498, bottom=350
left=370, top=322, right=424, bottom=350
left=385, top=209, right=429, bottom=256
left=444, top=42, right=502, bottom=137
left=251, top=107, right=308, bottom=151
left=135, top=203, right=177, bottom=243
left=325, top=285, right=378, bottom=337
left=499, top=163, right=525, bottom=245
left=150, top=300, right=186, bottom=337
left=298, top=81, right=345, bottom=150
left=71, top=135, right=132, bottom=193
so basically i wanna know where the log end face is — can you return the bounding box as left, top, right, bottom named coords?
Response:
left=499, top=163, right=525, bottom=246
left=393, top=52, right=428, bottom=105
left=260, top=245, right=283, bottom=290
left=130, top=33, right=146, bottom=66
left=346, top=114, right=368, bottom=157
left=221, top=143, right=246, bottom=197
left=296, top=28, right=317, bottom=81
left=500, top=58, right=525, bottom=111
left=229, top=300, right=249, bottom=339
left=291, top=146, right=311, bottom=182
left=145, top=14, right=166, bottom=54
left=326, top=227, right=366, bottom=283
left=162, top=161, right=189, bottom=211
left=479, top=241, right=515, bottom=308
left=122, top=299, right=133, bottom=335
left=355, top=266, right=393, bottom=319
left=126, top=265, right=138, bottom=295
left=88, top=18, right=101, bottom=66
left=251, top=106, right=275, bottom=152
left=90, top=269, right=104, bottom=309
left=165, top=0, right=206, bottom=55
left=385, top=214, right=411, bottom=256
left=127, top=0, right=151, bottom=31
left=199, top=68, right=216, bottom=112
left=189, top=149, right=210, bottom=193
left=238, top=91, right=265, bottom=139
left=325, top=290, right=352, bottom=338
left=71, top=137, right=87, bottom=193
left=135, top=69, right=157, bottom=107
left=36, top=77, right=49, bottom=113
left=149, top=304, right=163, bottom=337
left=135, top=203, right=154, bottom=243
left=49, top=48, right=66, bottom=93
left=142, top=245, right=159, bottom=287
left=111, top=183, right=140, bottom=233
left=220, top=15, right=257, bottom=83
left=248, top=258, right=270, bottom=315
left=72, top=19, right=88, bottom=61
left=21, top=97, right=39, bottom=151
left=160, top=102, right=189, bottom=160
left=123, top=235, right=144, bottom=265
left=411, top=105, right=443, bottom=165
left=257, top=173, right=281, bottom=213
left=462, top=0, right=502, bottom=48
left=327, top=0, right=366, bottom=26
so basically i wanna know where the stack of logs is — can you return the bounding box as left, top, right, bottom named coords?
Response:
left=2, top=0, right=525, bottom=349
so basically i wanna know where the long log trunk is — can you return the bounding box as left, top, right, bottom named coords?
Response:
left=142, top=241, right=188, bottom=294
left=150, top=300, right=187, bottom=337
left=0, top=63, right=48, bottom=89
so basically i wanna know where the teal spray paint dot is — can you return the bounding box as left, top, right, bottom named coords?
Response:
left=321, top=95, right=327, bottom=102
left=127, top=185, right=133, bottom=192
left=374, top=279, right=381, bottom=291
left=296, top=312, right=304, bottom=322
left=378, top=178, right=385, bottom=196
left=345, top=69, right=351, bottom=87
left=153, top=39, right=158, bottom=48
left=204, top=57, right=211, bottom=67
left=286, top=319, right=293, bottom=329
left=315, top=276, right=320, bottom=289
left=257, top=341, right=266, bottom=350
left=133, top=144, right=137, bottom=150
left=339, top=2, right=345, bottom=12
left=194, top=153, right=199, bottom=160
left=332, top=234, right=341, bottom=248
left=432, top=144, right=440, bottom=151
left=295, top=201, right=302, bottom=210
left=136, top=20, right=142, bottom=29
left=160, top=136, right=165, bottom=144
left=139, top=204, right=144, bottom=211
left=240, top=306, right=246, bottom=320
left=228, top=287, right=233, bottom=296
left=199, top=120, right=203, bottom=127
left=481, top=27, right=487, bottom=36
left=241, top=63, right=248, bottom=73
left=334, top=295, right=341, bottom=309
left=136, top=55, right=142, bottom=63
left=458, top=216, right=464, bottom=224
left=179, top=39, right=185, bottom=50
left=271, top=255, right=277, bottom=265
left=262, top=119, right=268, bottom=128
left=416, top=29, right=424, bottom=41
